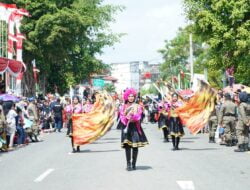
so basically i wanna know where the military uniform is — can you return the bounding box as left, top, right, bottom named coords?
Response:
left=208, top=105, right=219, bottom=143
left=235, top=102, right=250, bottom=151
left=27, top=102, right=40, bottom=141
left=0, top=106, right=7, bottom=151
left=218, top=100, right=237, bottom=146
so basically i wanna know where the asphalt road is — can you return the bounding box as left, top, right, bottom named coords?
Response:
left=0, top=123, right=250, bottom=190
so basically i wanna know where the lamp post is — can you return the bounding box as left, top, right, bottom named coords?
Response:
left=189, top=33, right=194, bottom=86
left=32, top=59, right=39, bottom=96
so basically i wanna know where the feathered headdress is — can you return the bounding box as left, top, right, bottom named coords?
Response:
left=123, top=88, right=137, bottom=100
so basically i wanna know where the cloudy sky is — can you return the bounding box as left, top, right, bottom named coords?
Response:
left=100, top=0, right=187, bottom=64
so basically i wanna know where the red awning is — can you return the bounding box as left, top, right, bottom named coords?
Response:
left=103, top=76, right=118, bottom=81
left=0, top=57, right=24, bottom=76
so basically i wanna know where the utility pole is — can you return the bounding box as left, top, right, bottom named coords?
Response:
left=189, top=33, right=194, bottom=86
left=32, top=59, right=39, bottom=96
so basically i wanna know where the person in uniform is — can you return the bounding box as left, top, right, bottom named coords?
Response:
left=218, top=93, right=237, bottom=147
left=208, top=98, right=220, bottom=143
left=169, top=93, right=184, bottom=150
left=27, top=98, right=40, bottom=142
left=234, top=92, right=250, bottom=152
left=0, top=102, right=7, bottom=151
left=120, top=88, right=148, bottom=171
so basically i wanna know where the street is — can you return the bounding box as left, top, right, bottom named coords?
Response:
left=1, top=123, right=250, bottom=190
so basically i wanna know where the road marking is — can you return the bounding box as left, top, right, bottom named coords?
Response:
left=34, top=168, right=55, bottom=182
left=177, top=181, right=195, bottom=190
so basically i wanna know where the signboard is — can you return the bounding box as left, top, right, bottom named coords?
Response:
left=93, top=79, right=105, bottom=87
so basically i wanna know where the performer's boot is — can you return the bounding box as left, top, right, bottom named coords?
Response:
left=72, top=147, right=76, bottom=153
left=132, top=148, right=138, bottom=170
left=163, top=128, right=169, bottom=142
left=71, top=137, right=76, bottom=153
left=171, top=136, right=176, bottom=151
left=234, top=144, right=245, bottom=152
left=175, top=137, right=180, bottom=150
left=77, top=146, right=80, bottom=152
left=125, top=147, right=131, bottom=171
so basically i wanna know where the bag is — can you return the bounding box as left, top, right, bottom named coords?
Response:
left=154, top=113, right=160, bottom=121
left=219, top=127, right=224, bottom=135
left=23, top=118, right=33, bottom=129
left=215, top=125, right=219, bottom=139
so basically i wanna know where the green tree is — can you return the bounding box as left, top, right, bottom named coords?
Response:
left=183, top=0, right=250, bottom=86
left=2, top=0, right=122, bottom=95
left=104, top=83, right=116, bottom=93
left=159, top=26, right=205, bottom=89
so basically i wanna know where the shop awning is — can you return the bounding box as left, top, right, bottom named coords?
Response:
left=0, top=57, right=24, bottom=76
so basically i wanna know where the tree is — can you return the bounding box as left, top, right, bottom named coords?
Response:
left=183, top=0, right=250, bottom=86
left=104, top=83, right=116, bottom=93
left=2, top=0, right=122, bottom=95
left=159, top=26, right=204, bottom=89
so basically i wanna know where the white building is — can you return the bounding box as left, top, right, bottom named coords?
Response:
left=110, top=61, right=140, bottom=93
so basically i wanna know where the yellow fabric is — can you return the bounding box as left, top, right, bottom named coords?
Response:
left=175, top=81, right=216, bottom=135
left=72, top=92, right=115, bottom=146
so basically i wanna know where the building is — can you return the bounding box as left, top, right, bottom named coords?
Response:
left=110, top=61, right=140, bottom=93
left=110, top=61, right=160, bottom=93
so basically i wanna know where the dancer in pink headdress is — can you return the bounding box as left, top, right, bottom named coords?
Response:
left=120, top=88, right=149, bottom=171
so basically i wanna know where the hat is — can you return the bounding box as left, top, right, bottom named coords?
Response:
left=28, top=97, right=35, bottom=102
left=123, top=88, right=137, bottom=101
left=239, top=92, right=248, bottom=103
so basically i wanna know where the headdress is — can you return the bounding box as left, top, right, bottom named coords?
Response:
left=123, top=88, right=137, bottom=101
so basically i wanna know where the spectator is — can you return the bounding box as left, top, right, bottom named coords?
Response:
left=6, top=103, right=17, bottom=150
left=52, top=98, right=63, bottom=132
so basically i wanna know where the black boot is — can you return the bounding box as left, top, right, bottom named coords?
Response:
left=163, top=128, right=169, bottom=142
left=234, top=144, right=245, bottom=152
left=244, top=143, right=250, bottom=151
left=76, top=146, right=80, bottom=152
left=125, top=147, right=132, bottom=171
left=209, top=137, right=213, bottom=143
left=175, top=137, right=180, bottom=150
left=226, top=140, right=232, bottom=147
left=171, top=136, right=176, bottom=150
left=132, top=148, right=138, bottom=170
left=211, top=137, right=216, bottom=143
left=72, top=148, right=76, bottom=153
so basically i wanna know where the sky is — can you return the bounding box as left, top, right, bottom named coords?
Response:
left=100, top=0, right=187, bottom=64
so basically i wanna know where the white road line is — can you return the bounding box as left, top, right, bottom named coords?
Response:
left=177, top=180, right=195, bottom=190
left=34, top=168, right=55, bottom=183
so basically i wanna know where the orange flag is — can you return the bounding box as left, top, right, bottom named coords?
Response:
left=175, top=80, right=217, bottom=135
left=72, top=92, right=115, bottom=146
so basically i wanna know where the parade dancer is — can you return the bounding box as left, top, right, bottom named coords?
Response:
left=169, top=93, right=184, bottom=150
left=69, top=96, right=82, bottom=153
left=157, top=101, right=170, bottom=142
left=120, top=88, right=149, bottom=171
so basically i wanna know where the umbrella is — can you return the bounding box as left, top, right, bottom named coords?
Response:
left=223, top=84, right=248, bottom=93
left=243, top=87, right=250, bottom=93
left=0, top=94, right=20, bottom=102
left=178, top=89, right=194, bottom=97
